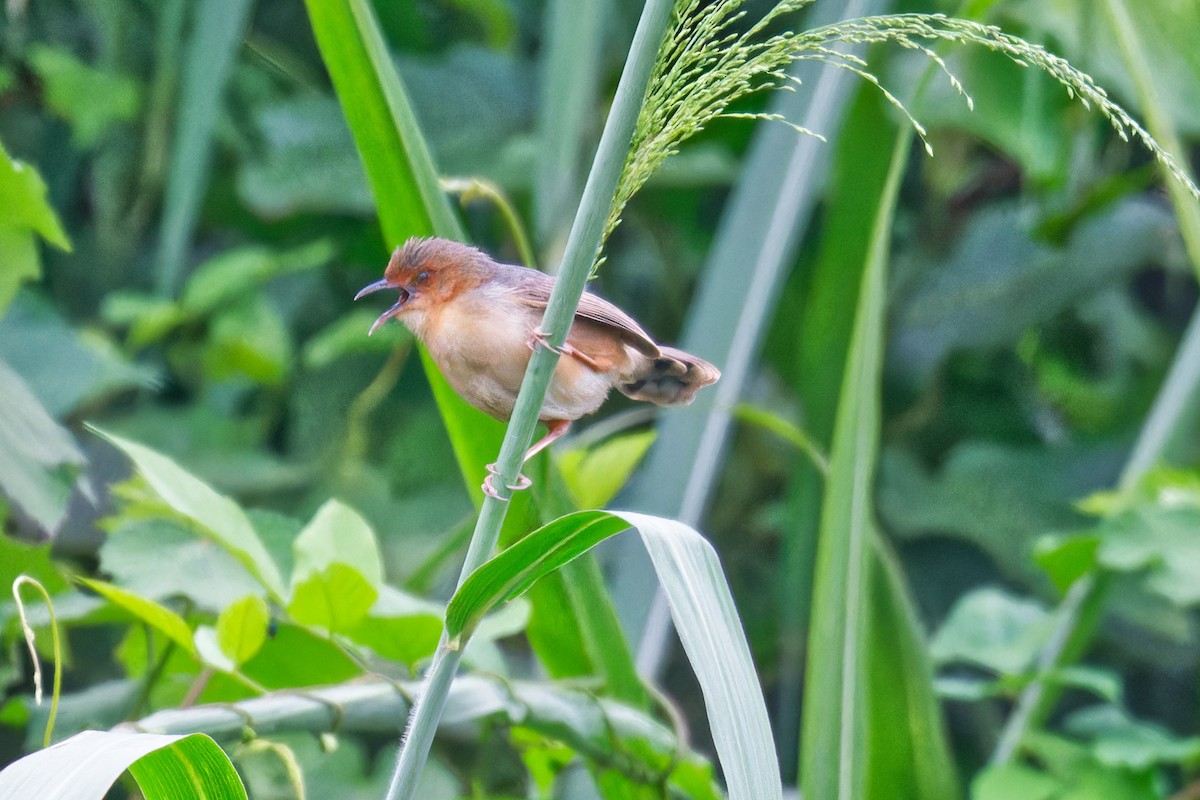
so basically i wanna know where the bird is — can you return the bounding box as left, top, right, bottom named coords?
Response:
left=355, top=237, right=720, bottom=498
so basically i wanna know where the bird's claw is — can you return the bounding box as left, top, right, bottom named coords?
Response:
left=482, top=462, right=533, bottom=500
left=527, top=326, right=565, bottom=356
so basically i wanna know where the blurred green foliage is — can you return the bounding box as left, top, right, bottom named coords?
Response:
left=1, top=0, right=1199, bottom=797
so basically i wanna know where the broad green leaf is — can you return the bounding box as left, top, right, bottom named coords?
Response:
left=202, top=296, right=293, bottom=386
left=0, top=140, right=70, bottom=249
left=0, top=295, right=152, bottom=418
left=556, top=430, right=655, bottom=509
left=972, top=763, right=1061, bottom=800
left=302, top=309, right=408, bottom=369
left=99, top=519, right=264, bottom=613
left=0, top=227, right=40, bottom=317
left=180, top=241, right=334, bottom=316
left=287, top=564, right=378, bottom=635
left=90, top=428, right=286, bottom=600
left=1095, top=506, right=1200, bottom=606
left=0, top=142, right=69, bottom=314
left=446, top=509, right=782, bottom=800
left=0, top=730, right=246, bottom=799
left=76, top=578, right=196, bottom=658
left=236, top=95, right=373, bottom=216
left=0, top=535, right=69, bottom=597
left=0, top=359, right=85, bottom=534
left=194, top=625, right=238, bottom=674
left=236, top=624, right=361, bottom=692
left=891, top=198, right=1176, bottom=385
left=291, top=499, right=384, bottom=589
left=26, top=46, right=140, bottom=147
left=930, top=587, right=1054, bottom=676
left=216, top=596, right=270, bottom=667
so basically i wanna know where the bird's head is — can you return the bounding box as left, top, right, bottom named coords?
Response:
left=355, top=237, right=492, bottom=335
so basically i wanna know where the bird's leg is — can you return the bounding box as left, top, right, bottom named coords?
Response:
left=528, top=327, right=604, bottom=372
left=483, top=463, right=532, bottom=500
left=480, top=420, right=571, bottom=500
left=523, top=418, right=571, bottom=461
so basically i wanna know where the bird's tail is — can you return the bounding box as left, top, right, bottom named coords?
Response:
left=618, top=346, right=720, bottom=406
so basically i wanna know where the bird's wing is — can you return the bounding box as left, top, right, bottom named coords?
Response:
left=502, top=265, right=660, bottom=356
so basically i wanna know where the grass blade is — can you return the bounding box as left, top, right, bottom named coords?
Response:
left=446, top=509, right=782, bottom=800
left=155, top=0, right=254, bottom=298
left=303, top=0, right=513, bottom=502
left=799, top=109, right=907, bottom=800
left=867, top=536, right=960, bottom=799
left=534, top=0, right=605, bottom=246
left=0, top=730, right=246, bottom=799
left=614, top=0, right=891, bottom=676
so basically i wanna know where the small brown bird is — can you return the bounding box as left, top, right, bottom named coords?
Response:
left=356, top=237, right=720, bottom=497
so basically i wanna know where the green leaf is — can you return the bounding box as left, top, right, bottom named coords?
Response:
left=302, top=309, right=408, bottom=369
left=216, top=595, right=270, bottom=667
left=556, top=430, right=655, bottom=509
left=0, top=730, right=246, bottom=799
left=155, top=0, right=256, bottom=297
left=76, top=578, right=196, bottom=658
left=342, top=584, right=443, bottom=664
left=867, top=538, right=960, bottom=800
left=0, top=295, right=153, bottom=418
left=0, top=359, right=85, bottom=533
left=202, top=296, right=293, bottom=386
left=0, top=144, right=70, bottom=313
left=800, top=104, right=906, bottom=800
left=930, top=587, right=1054, bottom=676
left=891, top=198, right=1177, bottom=384
left=1094, top=506, right=1200, bottom=606
left=179, top=241, right=334, bottom=316
left=236, top=95, right=374, bottom=216
left=232, top=623, right=362, bottom=693
left=303, top=0, right=525, bottom=510
left=90, top=428, right=286, bottom=600
left=971, top=763, right=1061, bottom=800
left=287, top=564, right=378, bottom=635
left=99, top=519, right=264, bottom=613
left=446, top=509, right=782, bottom=800
left=26, top=46, right=140, bottom=147
left=291, top=499, right=384, bottom=589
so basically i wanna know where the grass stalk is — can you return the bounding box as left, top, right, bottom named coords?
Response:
left=383, top=1, right=677, bottom=796
left=990, top=0, right=1200, bottom=764
left=154, top=0, right=254, bottom=298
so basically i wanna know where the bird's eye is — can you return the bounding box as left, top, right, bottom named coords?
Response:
left=416, top=271, right=429, bottom=284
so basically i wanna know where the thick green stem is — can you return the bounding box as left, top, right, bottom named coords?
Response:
left=384, top=1, right=677, bottom=796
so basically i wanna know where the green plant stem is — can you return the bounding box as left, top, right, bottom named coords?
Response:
left=440, top=177, right=538, bottom=268
left=154, top=0, right=254, bottom=298
left=992, top=302, right=1200, bottom=765
left=991, top=2, right=1200, bottom=764
left=384, top=1, right=677, bottom=797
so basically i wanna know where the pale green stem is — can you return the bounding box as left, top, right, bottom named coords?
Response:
left=990, top=0, right=1200, bottom=764
left=383, top=1, right=677, bottom=797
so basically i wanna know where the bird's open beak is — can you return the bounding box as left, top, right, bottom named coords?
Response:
left=355, top=278, right=412, bottom=335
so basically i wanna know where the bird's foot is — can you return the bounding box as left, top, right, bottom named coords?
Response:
left=482, top=462, right=533, bottom=501
left=528, top=327, right=603, bottom=371
left=527, top=326, right=564, bottom=356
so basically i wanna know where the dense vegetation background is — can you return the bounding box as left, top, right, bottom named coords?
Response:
left=1, top=0, right=1199, bottom=797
